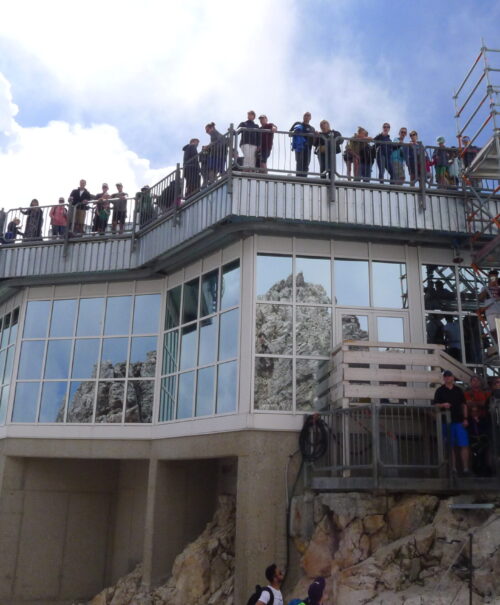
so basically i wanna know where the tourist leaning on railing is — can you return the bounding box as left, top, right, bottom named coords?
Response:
left=374, top=122, right=394, bottom=183
left=257, top=114, right=277, bottom=174
left=183, top=138, right=201, bottom=197
left=20, top=199, right=43, bottom=240
left=49, top=197, right=68, bottom=238
left=290, top=112, right=316, bottom=177
left=69, top=179, right=92, bottom=235
left=203, top=122, right=226, bottom=185
left=314, top=120, right=342, bottom=179
left=110, top=183, right=128, bottom=234
left=3, top=217, right=23, bottom=242
left=238, top=110, right=260, bottom=169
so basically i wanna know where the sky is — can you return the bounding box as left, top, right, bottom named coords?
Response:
left=0, top=0, right=499, bottom=210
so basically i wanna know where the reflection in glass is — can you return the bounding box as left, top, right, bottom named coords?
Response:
left=422, top=265, right=457, bottom=311
left=177, top=371, right=195, bottom=419
left=296, top=257, right=332, bottom=304
left=334, top=260, right=369, bottom=306
left=4, top=346, right=14, bottom=384
left=180, top=324, right=197, bottom=370
left=162, top=331, right=179, bottom=375
left=463, top=315, right=482, bottom=364
left=159, top=375, right=177, bottom=421
left=219, top=309, right=239, bottom=360
left=50, top=300, right=77, bottom=337
left=254, top=358, right=292, bottom=410
left=129, top=336, right=157, bottom=377
left=377, top=317, right=404, bottom=343
left=372, top=262, right=407, bottom=308
left=296, top=307, right=331, bottom=356
left=133, top=294, right=161, bottom=334
left=44, top=339, right=72, bottom=379
left=199, top=317, right=217, bottom=365
left=12, top=382, right=40, bottom=422
left=256, top=255, right=292, bottom=302
left=296, top=359, right=328, bottom=411
left=255, top=304, right=292, bottom=355
left=18, top=340, right=45, bottom=379
left=221, top=260, right=240, bottom=309
left=9, top=308, right=19, bottom=345
left=67, top=381, right=94, bottom=422
left=441, top=315, right=462, bottom=362
left=39, top=382, right=67, bottom=422
left=165, top=286, right=182, bottom=330
left=125, top=380, right=154, bottom=423
left=217, top=361, right=237, bottom=414
left=96, top=381, right=125, bottom=423
left=105, top=296, right=132, bottom=335
left=0, top=385, right=9, bottom=424
left=100, top=338, right=128, bottom=378
left=0, top=314, right=9, bottom=349
left=425, top=314, right=445, bottom=345
left=459, top=267, right=479, bottom=312
left=72, top=339, right=100, bottom=378
left=341, top=314, right=369, bottom=342
left=77, top=298, right=105, bottom=336
left=0, top=349, right=5, bottom=383
left=182, top=278, right=199, bottom=324
left=200, top=270, right=219, bottom=317
left=23, top=301, right=50, bottom=338
left=196, top=366, right=215, bottom=416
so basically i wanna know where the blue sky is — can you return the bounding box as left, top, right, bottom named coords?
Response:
left=0, top=0, right=499, bottom=208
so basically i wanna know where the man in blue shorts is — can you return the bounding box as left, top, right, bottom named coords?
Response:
left=433, top=370, right=470, bottom=476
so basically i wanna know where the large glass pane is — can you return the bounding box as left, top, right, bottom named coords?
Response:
left=182, top=279, right=199, bottom=324
left=105, top=296, right=132, bottom=335
left=100, top=338, right=128, bottom=378
left=159, top=375, right=177, bottom=421
left=217, top=361, right=237, bottom=414
left=219, top=309, right=239, bottom=360
left=96, top=381, right=125, bottom=423
left=254, top=357, right=292, bottom=411
left=0, top=349, right=6, bottom=384
left=44, top=339, right=72, bottom=379
left=425, top=314, right=446, bottom=346
left=256, top=304, right=292, bottom=355
left=165, top=286, right=182, bottom=330
left=440, top=315, right=462, bottom=362
left=18, top=340, right=45, bottom=379
left=180, top=324, right=197, bottom=370
left=296, top=257, right=332, bottom=304
left=177, top=371, right=195, bottom=419
left=129, top=336, right=157, bottom=377
left=334, top=260, right=369, bottom=307
left=296, top=359, right=329, bottom=411
left=133, top=294, right=161, bottom=334
left=67, top=381, right=95, bottom=422
left=162, top=330, right=179, bottom=375
left=12, top=382, right=40, bottom=422
left=200, top=270, right=219, bottom=317
left=77, top=298, right=105, bottom=336
left=4, top=346, right=15, bottom=384
left=49, top=300, right=77, bottom=337
left=377, top=316, right=404, bottom=343
left=125, top=380, right=154, bottom=423
left=39, top=382, right=67, bottom=422
left=72, top=339, right=100, bottom=378
left=9, top=308, right=19, bottom=344
left=256, top=255, right=293, bottom=302
left=196, top=366, right=215, bottom=416
left=199, top=317, right=217, bottom=365
left=221, top=260, right=240, bottom=310
left=422, top=265, right=458, bottom=311
left=463, top=315, right=483, bottom=365
left=23, top=301, right=50, bottom=338
left=340, top=314, right=369, bottom=342
left=372, top=262, right=407, bottom=308
left=296, top=307, right=331, bottom=356
left=0, top=385, right=9, bottom=424
left=459, top=267, right=479, bottom=312
left=0, top=313, right=9, bottom=349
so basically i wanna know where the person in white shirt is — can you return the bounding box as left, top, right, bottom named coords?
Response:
left=257, top=563, right=284, bottom=605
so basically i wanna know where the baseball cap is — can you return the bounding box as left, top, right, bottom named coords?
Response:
left=443, top=370, right=454, bottom=377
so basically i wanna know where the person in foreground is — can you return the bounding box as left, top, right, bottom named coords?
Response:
left=256, top=563, right=284, bottom=604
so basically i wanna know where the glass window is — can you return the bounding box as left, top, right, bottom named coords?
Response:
left=217, top=361, right=237, bottom=414
left=72, top=339, right=100, bottom=379
left=372, top=262, right=407, bottom=308
left=221, top=260, right=240, bottom=310
left=96, top=381, right=125, bottom=423
left=182, top=279, right=199, bottom=324
left=165, top=286, right=182, bottom=330
left=0, top=315, right=9, bottom=349
left=129, top=336, right=157, bottom=377
left=44, top=340, right=72, bottom=379
left=180, top=324, right=197, bottom=370
left=100, top=338, right=128, bottom=378
left=0, top=349, right=6, bottom=383
left=4, top=347, right=14, bottom=384
left=196, top=366, right=215, bottom=416
left=422, top=265, right=458, bottom=312
left=441, top=315, right=462, bottom=362
left=23, top=301, right=51, bottom=339
left=340, top=313, right=369, bottom=342
left=200, top=270, right=219, bottom=317
left=458, top=267, right=478, bottom=313
left=335, top=260, right=369, bottom=306
left=177, top=371, right=195, bottom=419
left=162, top=330, right=179, bottom=375
left=133, top=294, right=160, bottom=334
left=425, top=314, right=446, bottom=346
left=67, top=381, right=94, bottom=422
left=77, top=298, right=105, bottom=336
left=39, top=382, right=67, bottom=422
left=12, top=382, right=40, bottom=422
left=105, top=296, right=132, bottom=335
left=9, top=308, right=19, bottom=345
left=50, top=299, right=77, bottom=338
left=296, top=257, right=332, bottom=304
left=125, top=380, right=153, bottom=423
left=296, top=359, right=329, bottom=411
left=296, top=307, right=331, bottom=356
left=377, top=316, right=404, bottom=343
left=18, top=340, right=45, bottom=380
left=199, top=317, right=217, bottom=365
left=256, top=304, right=292, bottom=356
left=219, top=309, right=239, bottom=360
left=463, top=315, right=482, bottom=365
left=254, top=358, right=292, bottom=410
left=159, top=375, right=177, bottom=421
left=256, top=255, right=292, bottom=302
left=0, top=385, right=9, bottom=424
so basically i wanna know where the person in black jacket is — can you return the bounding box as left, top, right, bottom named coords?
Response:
left=374, top=122, right=394, bottom=183
left=238, top=110, right=260, bottom=169
left=183, top=138, right=201, bottom=197
left=69, top=179, right=92, bottom=234
left=315, top=119, right=343, bottom=179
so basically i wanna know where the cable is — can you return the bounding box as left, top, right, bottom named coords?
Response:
left=299, top=413, right=329, bottom=462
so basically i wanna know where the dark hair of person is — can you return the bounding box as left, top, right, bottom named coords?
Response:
left=205, top=122, right=215, bottom=129
left=265, top=563, right=277, bottom=583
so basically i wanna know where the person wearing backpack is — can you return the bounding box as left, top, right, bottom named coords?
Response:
left=247, top=563, right=284, bottom=605
left=290, top=112, right=315, bottom=177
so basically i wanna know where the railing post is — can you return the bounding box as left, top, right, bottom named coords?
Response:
left=329, top=133, right=337, bottom=204
left=174, top=164, right=182, bottom=226
left=371, top=403, right=380, bottom=488
left=227, top=123, right=234, bottom=195
left=131, top=195, right=138, bottom=251
left=419, top=145, right=427, bottom=210
left=62, top=203, right=71, bottom=257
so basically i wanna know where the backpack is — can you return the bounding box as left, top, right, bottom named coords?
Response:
left=290, top=122, right=307, bottom=152
left=288, top=599, right=306, bottom=605
left=247, top=585, right=274, bottom=605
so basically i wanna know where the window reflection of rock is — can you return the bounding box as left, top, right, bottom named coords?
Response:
left=255, top=304, right=292, bottom=355
left=125, top=380, right=154, bottom=422
left=96, top=381, right=125, bottom=423
left=254, top=358, right=292, bottom=411
left=296, top=306, right=331, bottom=356
left=66, top=381, right=95, bottom=423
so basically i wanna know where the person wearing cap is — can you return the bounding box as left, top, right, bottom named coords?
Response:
left=478, top=269, right=500, bottom=347
left=432, top=136, right=450, bottom=187
left=374, top=122, right=394, bottom=183
left=258, top=115, right=277, bottom=173
left=238, top=110, right=260, bottom=169
left=304, top=576, right=325, bottom=604
left=111, top=183, right=128, bottom=234
left=92, top=183, right=111, bottom=234
left=433, top=370, right=470, bottom=476
left=49, top=197, right=68, bottom=238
